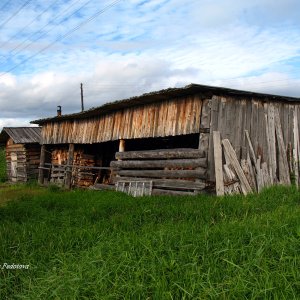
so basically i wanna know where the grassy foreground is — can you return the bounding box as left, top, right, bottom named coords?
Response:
left=0, top=185, right=300, bottom=299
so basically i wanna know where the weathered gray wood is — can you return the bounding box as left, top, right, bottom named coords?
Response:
left=65, top=143, right=75, bottom=189
left=274, top=108, right=291, bottom=185
left=241, top=159, right=256, bottom=192
left=223, top=164, right=241, bottom=194
left=213, top=131, right=224, bottom=196
left=115, top=148, right=205, bottom=160
left=245, top=130, right=256, bottom=165
left=113, top=177, right=205, bottom=190
left=110, top=158, right=207, bottom=169
left=152, top=188, right=196, bottom=196
left=38, top=145, right=46, bottom=185
left=222, top=139, right=252, bottom=195
left=116, top=169, right=206, bottom=179
left=256, top=156, right=263, bottom=192
left=208, top=96, right=219, bottom=181
left=267, top=104, right=277, bottom=182
left=293, top=108, right=299, bottom=187
left=247, top=153, right=257, bottom=192
left=264, top=112, right=272, bottom=183
left=262, top=162, right=271, bottom=188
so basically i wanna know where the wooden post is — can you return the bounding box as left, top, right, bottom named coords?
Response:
left=213, top=131, right=224, bottom=196
left=119, top=139, right=125, bottom=153
left=65, top=144, right=74, bottom=189
left=38, top=145, right=46, bottom=185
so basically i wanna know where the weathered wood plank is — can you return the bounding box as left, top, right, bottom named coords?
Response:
left=115, top=148, right=205, bottom=160
left=116, top=169, right=206, bottom=179
left=274, top=107, right=291, bottom=185
left=110, top=158, right=207, bottom=169
left=222, top=139, right=252, bottom=195
left=213, top=131, right=224, bottom=196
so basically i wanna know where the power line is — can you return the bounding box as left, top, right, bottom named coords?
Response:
left=0, top=0, right=33, bottom=31
left=1, top=0, right=85, bottom=58
left=0, top=0, right=61, bottom=50
left=0, top=0, right=123, bottom=77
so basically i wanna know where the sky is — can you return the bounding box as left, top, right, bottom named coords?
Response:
left=0, top=0, right=300, bottom=130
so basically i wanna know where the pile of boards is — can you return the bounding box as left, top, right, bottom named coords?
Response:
left=214, top=106, right=299, bottom=195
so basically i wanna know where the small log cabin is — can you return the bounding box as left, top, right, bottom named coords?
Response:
left=0, top=127, right=42, bottom=182
left=31, top=84, right=300, bottom=195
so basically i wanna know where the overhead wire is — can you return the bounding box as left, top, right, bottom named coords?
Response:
left=0, top=0, right=33, bottom=31
left=0, top=0, right=61, bottom=50
left=0, top=0, right=123, bottom=78
left=2, top=0, right=87, bottom=58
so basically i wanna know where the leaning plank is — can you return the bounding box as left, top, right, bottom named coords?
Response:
left=213, top=131, right=224, bottom=196
left=274, top=108, right=291, bottom=185
left=223, top=164, right=241, bottom=194
left=117, top=169, right=206, bottom=179
left=245, top=130, right=256, bottom=165
left=222, top=139, right=252, bottom=195
left=241, top=159, right=256, bottom=192
left=247, top=153, right=257, bottom=192
left=115, top=148, right=205, bottom=160
left=110, top=158, right=207, bottom=169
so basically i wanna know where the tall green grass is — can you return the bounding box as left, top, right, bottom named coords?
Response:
left=0, top=186, right=300, bottom=299
left=0, top=147, right=6, bottom=182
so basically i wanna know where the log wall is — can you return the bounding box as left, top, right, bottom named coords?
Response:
left=5, top=138, right=40, bottom=182
left=111, top=148, right=207, bottom=195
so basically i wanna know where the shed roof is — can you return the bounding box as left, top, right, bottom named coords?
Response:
left=0, top=127, right=41, bottom=144
left=31, top=83, right=300, bottom=125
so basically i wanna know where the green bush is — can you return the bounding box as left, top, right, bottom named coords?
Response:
left=0, top=147, right=7, bottom=182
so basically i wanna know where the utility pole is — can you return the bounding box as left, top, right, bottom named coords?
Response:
left=80, top=83, right=84, bottom=111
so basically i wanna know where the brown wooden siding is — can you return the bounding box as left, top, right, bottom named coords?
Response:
left=41, top=96, right=202, bottom=144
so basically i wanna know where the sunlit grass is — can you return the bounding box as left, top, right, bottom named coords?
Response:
left=0, top=185, right=300, bottom=298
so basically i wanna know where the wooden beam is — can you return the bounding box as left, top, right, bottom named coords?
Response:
left=38, top=145, right=46, bottom=185
left=65, top=143, right=75, bottom=189
left=222, top=139, right=252, bottom=195
left=213, top=131, right=224, bottom=196
left=119, top=139, right=125, bottom=152
left=110, top=158, right=207, bottom=169
left=115, top=148, right=205, bottom=160
left=116, top=169, right=206, bottom=179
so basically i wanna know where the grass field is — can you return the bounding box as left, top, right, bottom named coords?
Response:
left=0, top=183, right=300, bottom=299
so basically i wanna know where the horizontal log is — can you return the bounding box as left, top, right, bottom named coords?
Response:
left=114, top=177, right=206, bottom=190
left=116, top=169, right=206, bottom=179
left=152, top=188, right=196, bottom=196
left=90, top=184, right=115, bottom=190
left=110, top=158, right=207, bottom=169
left=115, top=148, right=205, bottom=160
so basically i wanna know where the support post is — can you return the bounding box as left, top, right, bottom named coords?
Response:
left=65, top=143, right=75, bottom=189
left=38, top=145, right=46, bottom=185
left=119, top=139, right=125, bottom=153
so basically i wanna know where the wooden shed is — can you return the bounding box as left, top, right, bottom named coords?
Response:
left=0, top=127, right=42, bottom=182
left=31, top=84, right=300, bottom=195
